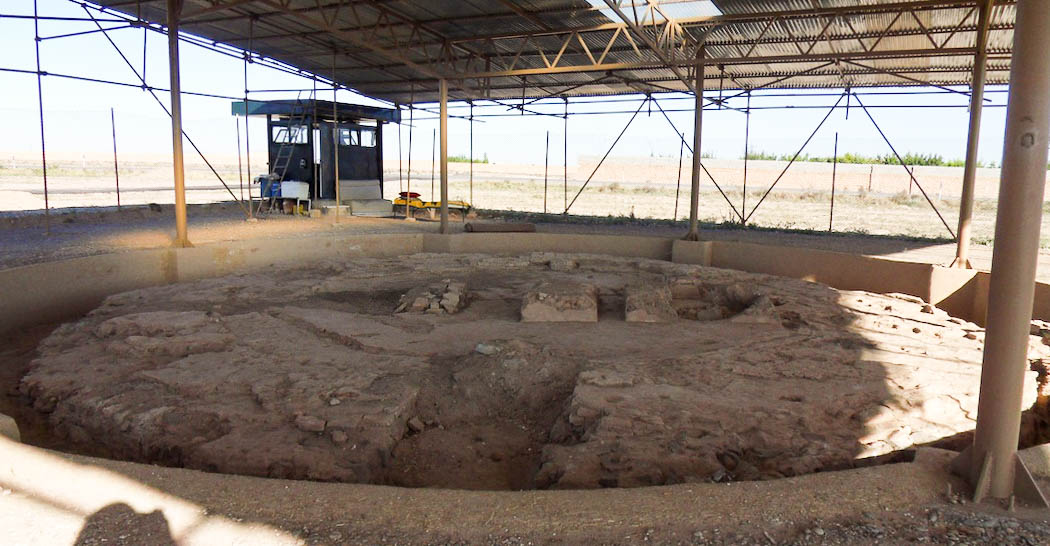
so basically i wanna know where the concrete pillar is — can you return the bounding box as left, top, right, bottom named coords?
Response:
left=969, top=0, right=1050, bottom=500
left=685, top=46, right=704, bottom=241
left=439, top=79, right=449, bottom=234
left=167, top=0, right=190, bottom=247
left=954, top=0, right=993, bottom=268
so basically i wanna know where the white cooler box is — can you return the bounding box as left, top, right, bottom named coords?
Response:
left=280, top=180, right=310, bottom=200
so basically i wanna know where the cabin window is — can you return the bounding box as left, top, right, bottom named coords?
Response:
left=338, top=128, right=360, bottom=146
left=360, top=128, right=376, bottom=147
left=271, top=125, right=308, bottom=144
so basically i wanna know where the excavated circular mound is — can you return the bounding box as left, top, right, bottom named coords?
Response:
left=18, top=252, right=1047, bottom=490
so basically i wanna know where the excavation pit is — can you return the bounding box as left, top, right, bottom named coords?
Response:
left=12, top=252, right=1049, bottom=491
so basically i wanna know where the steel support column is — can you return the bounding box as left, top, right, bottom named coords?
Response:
left=439, top=78, right=449, bottom=234
left=166, top=0, right=190, bottom=247
left=111, top=107, right=121, bottom=209
left=333, top=52, right=340, bottom=223
left=955, top=0, right=1050, bottom=505
left=33, top=0, right=50, bottom=236
left=954, top=0, right=993, bottom=268
left=684, top=47, right=704, bottom=241
left=244, top=18, right=252, bottom=218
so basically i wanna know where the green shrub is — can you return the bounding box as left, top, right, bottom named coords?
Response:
left=447, top=154, right=488, bottom=164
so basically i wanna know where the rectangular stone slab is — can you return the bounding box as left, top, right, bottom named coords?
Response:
left=521, top=281, right=598, bottom=322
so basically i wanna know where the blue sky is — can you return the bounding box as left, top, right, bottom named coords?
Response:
left=1, top=0, right=1011, bottom=167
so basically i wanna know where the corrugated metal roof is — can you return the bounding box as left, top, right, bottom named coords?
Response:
left=89, top=0, right=1015, bottom=104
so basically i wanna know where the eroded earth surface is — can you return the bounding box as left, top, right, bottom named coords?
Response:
left=17, top=252, right=1050, bottom=490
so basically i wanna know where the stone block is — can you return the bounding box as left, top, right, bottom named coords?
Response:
left=521, top=281, right=598, bottom=322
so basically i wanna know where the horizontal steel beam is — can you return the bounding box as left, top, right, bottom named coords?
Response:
left=447, top=47, right=980, bottom=80
left=348, top=63, right=1010, bottom=96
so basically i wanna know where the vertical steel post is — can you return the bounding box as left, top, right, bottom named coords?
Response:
left=469, top=101, right=474, bottom=206
left=543, top=130, right=549, bottom=213
left=439, top=79, right=450, bottom=234
left=33, top=0, right=50, bottom=235
left=685, top=45, right=705, bottom=240
left=244, top=17, right=252, bottom=218
left=564, top=97, right=568, bottom=212
left=406, top=89, right=414, bottom=220
left=236, top=116, right=244, bottom=202
left=397, top=105, right=403, bottom=194
left=675, top=131, right=685, bottom=220
left=967, top=0, right=1050, bottom=502
left=111, top=108, right=121, bottom=209
left=166, top=0, right=190, bottom=247
left=140, top=5, right=147, bottom=81
left=406, top=110, right=413, bottom=218
left=829, top=132, right=838, bottom=232
left=332, top=51, right=340, bottom=222
left=742, top=90, right=751, bottom=225
left=430, top=128, right=436, bottom=202
left=313, top=76, right=320, bottom=200
left=954, top=0, right=994, bottom=268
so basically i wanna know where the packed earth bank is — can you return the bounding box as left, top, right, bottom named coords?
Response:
left=18, top=252, right=1049, bottom=490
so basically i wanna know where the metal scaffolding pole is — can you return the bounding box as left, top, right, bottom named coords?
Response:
left=742, top=91, right=751, bottom=225
left=244, top=17, right=252, bottom=219
left=685, top=46, right=705, bottom=241
left=953, top=0, right=993, bottom=269
left=652, top=98, right=742, bottom=221
left=469, top=101, right=474, bottom=206
left=829, top=132, right=838, bottom=232
left=745, top=93, right=846, bottom=224
left=439, top=79, right=450, bottom=234
left=430, top=128, right=436, bottom=202
left=405, top=86, right=414, bottom=221
left=83, top=6, right=248, bottom=218
left=166, top=0, right=190, bottom=247
left=543, top=130, right=549, bottom=213
left=33, top=0, right=50, bottom=235
left=332, top=51, right=340, bottom=223
left=236, top=116, right=244, bottom=202
left=563, top=98, right=568, bottom=212
left=674, top=131, right=684, bottom=220
left=397, top=104, right=403, bottom=194
left=111, top=107, right=121, bottom=209
left=314, top=76, right=320, bottom=200
left=853, top=93, right=956, bottom=238
left=954, top=0, right=1050, bottom=506
left=564, top=98, right=647, bottom=213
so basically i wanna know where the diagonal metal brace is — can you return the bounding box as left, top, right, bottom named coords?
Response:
left=744, top=92, right=847, bottom=223
left=83, top=6, right=251, bottom=218
left=651, top=97, right=743, bottom=222
left=852, top=93, right=957, bottom=239
left=564, top=97, right=648, bottom=213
